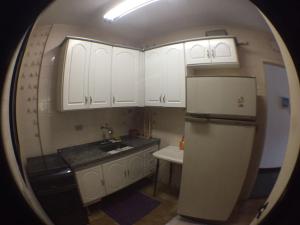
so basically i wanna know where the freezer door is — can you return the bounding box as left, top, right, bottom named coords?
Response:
left=187, top=77, right=256, bottom=118
left=178, top=120, right=255, bottom=221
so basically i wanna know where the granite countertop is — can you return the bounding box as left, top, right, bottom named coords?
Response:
left=57, top=136, right=160, bottom=170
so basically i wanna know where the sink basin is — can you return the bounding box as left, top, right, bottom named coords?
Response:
left=99, top=142, right=129, bottom=152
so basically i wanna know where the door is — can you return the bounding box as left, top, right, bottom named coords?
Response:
left=111, top=47, right=139, bottom=107
left=210, top=38, right=238, bottom=64
left=103, top=158, right=128, bottom=194
left=260, top=64, right=290, bottom=168
left=127, top=152, right=145, bottom=184
left=88, top=43, right=112, bottom=108
left=144, top=145, right=158, bottom=176
left=178, top=120, right=255, bottom=221
left=145, top=48, right=164, bottom=106
left=184, top=40, right=211, bottom=65
left=75, top=165, right=106, bottom=205
left=186, top=77, right=256, bottom=118
left=162, top=43, right=186, bottom=107
left=62, top=39, right=90, bottom=110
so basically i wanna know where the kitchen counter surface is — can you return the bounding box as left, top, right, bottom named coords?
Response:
left=57, top=136, right=160, bottom=170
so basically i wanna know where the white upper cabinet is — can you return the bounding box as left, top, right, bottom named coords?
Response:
left=162, top=43, right=186, bottom=107
left=59, top=39, right=113, bottom=111
left=145, top=48, right=164, bottom=106
left=144, top=43, right=186, bottom=108
left=185, top=40, right=211, bottom=65
left=209, top=38, right=238, bottom=64
left=88, top=43, right=112, bottom=108
left=185, top=38, right=239, bottom=67
left=111, top=47, right=140, bottom=107
left=60, top=39, right=90, bottom=110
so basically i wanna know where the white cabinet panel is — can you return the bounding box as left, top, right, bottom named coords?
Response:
left=112, top=47, right=140, bottom=107
left=145, top=44, right=186, bottom=108
left=61, top=39, right=90, bottom=110
left=127, top=152, right=145, bottom=184
left=75, top=165, right=106, bottom=205
left=144, top=48, right=163, bottom=107
left=163, top=44, right=186, bottom=107
left=88, top=43, right=112, bottom=108
left=185, top=40, right=211, bottom=65
left=184, top=38, right=239, bottom=67
left=103, top=158, right=128, bottom=194
left=145, top=48, right=164, bottom=106
left=210, top=38, right=238, bottom=64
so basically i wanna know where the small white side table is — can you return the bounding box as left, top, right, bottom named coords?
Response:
left=152, top=146, right=184, bottom=196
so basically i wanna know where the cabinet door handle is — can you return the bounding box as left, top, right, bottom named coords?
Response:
left=212, top=49, right=215, bottom=58
left=127, top=169, right=130, bottom=176
left=159, top=94, right=162, bottom=103
left=113, top=96, right=115, bottom=104
left=90, top=96, right=92, bottom=104
left=85, top=96, right=88, bottom=104
left=101, top=179, right=105, bottom=186
left=207, top=49, right=210, bottom=58
left=163, top=95, right=166, bottom=103
left=124, top=170, right=127, bottom=177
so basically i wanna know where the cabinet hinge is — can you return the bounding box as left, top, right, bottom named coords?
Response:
left=256, top=202, right=269, bottom=219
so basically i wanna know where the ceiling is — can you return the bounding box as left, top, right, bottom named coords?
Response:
left=38, top=0, right=270, bottom=44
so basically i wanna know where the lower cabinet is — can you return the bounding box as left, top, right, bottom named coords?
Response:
left=75, top=145, right=159, bottom=205
left=75, top=165, right=106, bottom=205
left=102, top=157, right=128, bottom=195
left=144, top=146, right=158, bottom=176
left=127, top=151, right=145, bottom=184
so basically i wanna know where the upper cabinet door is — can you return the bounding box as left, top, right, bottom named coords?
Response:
left=185, top=40, right=211, bottom=65
left=88, top=43, right=112, bottom=108
left=162, top=43, right=186, bottom=107
left=62, top=40, right=90, bottom=110
left=210, top=38, right=238, bottom=64
left=111, top=47, right=140, bottom=107
left=145, top=48, right=164, bottom=106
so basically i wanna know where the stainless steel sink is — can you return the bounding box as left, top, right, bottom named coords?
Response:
left=99, top=142, right=127, bottom=151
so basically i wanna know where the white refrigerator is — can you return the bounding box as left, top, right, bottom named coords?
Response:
left=178, top=76, right=257, bottom=222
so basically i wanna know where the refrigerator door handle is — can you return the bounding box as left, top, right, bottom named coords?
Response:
left=185, top=116, right=209, bottom=123
left=209, top=118, right=257, bottom=126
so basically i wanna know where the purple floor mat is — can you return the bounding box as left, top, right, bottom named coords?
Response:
left=101, top=191, right=160, bottom=225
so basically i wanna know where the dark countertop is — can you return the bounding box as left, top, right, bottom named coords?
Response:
left=57, top=136, right=160, bottom=171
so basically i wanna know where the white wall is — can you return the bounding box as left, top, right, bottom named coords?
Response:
left=260, top=64, right=290, bottom=168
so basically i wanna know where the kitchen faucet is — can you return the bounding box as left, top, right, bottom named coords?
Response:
left=101, top=123, right=113, bottom=140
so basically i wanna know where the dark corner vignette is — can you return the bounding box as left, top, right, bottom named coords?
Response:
left=0, top=0, right=300, bottom=225
left=251, top=0, right=300, bottom=224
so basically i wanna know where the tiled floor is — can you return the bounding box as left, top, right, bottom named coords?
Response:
left=88, top=178, right=265, bottom=225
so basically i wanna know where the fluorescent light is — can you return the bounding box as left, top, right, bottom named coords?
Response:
left=103, top=0, right=160, bottom=22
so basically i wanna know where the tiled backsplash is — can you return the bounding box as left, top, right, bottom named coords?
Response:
left=16, top=25, right=52, bottom=163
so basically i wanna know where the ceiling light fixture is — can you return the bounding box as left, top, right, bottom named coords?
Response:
left=103, top=0, right=160, bottom=22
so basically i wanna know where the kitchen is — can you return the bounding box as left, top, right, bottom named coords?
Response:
left=13, top=0, right=287, bottom=225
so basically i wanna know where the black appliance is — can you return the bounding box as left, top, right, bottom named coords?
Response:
left=26, top=154, right=88, bottom=225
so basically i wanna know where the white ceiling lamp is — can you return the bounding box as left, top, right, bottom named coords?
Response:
left=103, top=0, right=160, bottom=22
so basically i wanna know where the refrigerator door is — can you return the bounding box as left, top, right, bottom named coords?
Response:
left=178, top=119, right=255, bottom=221
left=187, top=77, right=256, bottom=118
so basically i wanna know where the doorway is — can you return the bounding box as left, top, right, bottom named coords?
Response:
left=251, top=63, right=290, bottom=198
